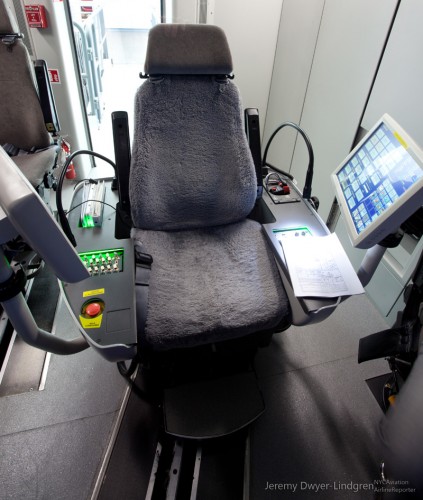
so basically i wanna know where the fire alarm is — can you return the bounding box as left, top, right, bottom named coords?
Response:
left=25, top=5, right=48, bottom=29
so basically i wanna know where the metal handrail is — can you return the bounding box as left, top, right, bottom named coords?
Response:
left=73, top=21, right=96, bottom=117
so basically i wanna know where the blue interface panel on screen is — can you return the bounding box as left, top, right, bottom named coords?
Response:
left=331, top=114, right=423, bottom=249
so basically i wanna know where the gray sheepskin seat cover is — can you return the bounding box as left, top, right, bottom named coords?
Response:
left=129, top=76, right=258, bottom=231
left=130, top=25, right=290, bottom=350
left=132, top=220, right=289, bottom=350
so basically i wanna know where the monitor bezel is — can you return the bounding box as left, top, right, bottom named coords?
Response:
left=331, top=114, right=423, bottom=249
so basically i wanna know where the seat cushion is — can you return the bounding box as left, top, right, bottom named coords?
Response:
left=0, top=40, right=53, bottom=151
left=129, top=76, right=257, bottom=231
left=11, top=146, right=57, bottom=188
left=132, top=219, right=290, bottom=350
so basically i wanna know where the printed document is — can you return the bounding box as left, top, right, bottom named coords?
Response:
left=280, top=233, right=365, bottom=298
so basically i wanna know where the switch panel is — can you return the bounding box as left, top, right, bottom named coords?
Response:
left=79, top=248, right=124, bottom=277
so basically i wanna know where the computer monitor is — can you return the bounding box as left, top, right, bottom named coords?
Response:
left=0, top=146, right=89, bottom=283
left=331, top=114, right=423, bottom=249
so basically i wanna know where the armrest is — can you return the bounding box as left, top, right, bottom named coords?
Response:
left=34, top=60, right=60, bottom=135
left=112, top=112, right=132, bottom=239
left=112, top=111, right=131, bottom=211
left=244, top=108, right=263, bottom=199
left=261, top=179, right=344, bottom=326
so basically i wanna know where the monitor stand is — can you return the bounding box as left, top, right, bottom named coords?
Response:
left=357, top=229, right=404, bottom=287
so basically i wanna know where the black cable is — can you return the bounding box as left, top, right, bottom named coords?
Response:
left=262, top=122, right=314, bottom=199
left=56, top=150, right=116, bottom=246
left=117, top=358, right=139, bottom=379
left=66, top=199, right=116, bottom=216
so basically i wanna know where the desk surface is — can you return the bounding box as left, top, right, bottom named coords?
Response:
left=260, top=178, right=345, bottom=323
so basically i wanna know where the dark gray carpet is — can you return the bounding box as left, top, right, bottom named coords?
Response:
left=0, top=263, right=59, bottom=397
left=250, top=294, right=390, bottom=499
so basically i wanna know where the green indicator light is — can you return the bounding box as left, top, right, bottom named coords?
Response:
left=78, top=248, right=125, bottom=276
left=82, top=215, right=95, bottom=228
left=273, top=226, right=311, bottom=234
left=272, top=227, right=312, bottom=243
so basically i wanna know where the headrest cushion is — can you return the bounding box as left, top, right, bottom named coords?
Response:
left=144, top=24, right=233, bottom=75
left=0, top=1, right=20, bottom=34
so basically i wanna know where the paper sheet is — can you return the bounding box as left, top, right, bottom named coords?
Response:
left=279, top=233, right=365, bottom=298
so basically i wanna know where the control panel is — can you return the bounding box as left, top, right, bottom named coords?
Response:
left=273, top=227, right=313, bottom=242
left=60, top=183, right=137, bottom=362
left=79, top=248, right=124, bottom=276
left=260, top=173, right=342, bottom=324
left=264, top=173, right=302, bottom=205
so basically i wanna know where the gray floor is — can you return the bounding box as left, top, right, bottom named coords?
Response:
left=0, top=299, right=128, bottom=500
left=0, top=290, right=390, bottom=499
left=251, top=294, right=389, bottom=499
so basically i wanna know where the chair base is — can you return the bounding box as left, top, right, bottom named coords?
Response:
left=163, top=371, right=265, bottom=439
left=138, top=332, right=279, bottom=439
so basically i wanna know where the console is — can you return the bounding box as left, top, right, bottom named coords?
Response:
left=62, top=181, right=137, bottom=361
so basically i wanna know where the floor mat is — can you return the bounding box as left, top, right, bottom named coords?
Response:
left=0, top=264, right=59, bottom=397
left=97, top=370, right=160, bottom=500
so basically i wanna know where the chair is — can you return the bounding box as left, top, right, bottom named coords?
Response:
left=0, top=0, right=60, bottom=194
left=121, top=24, right=292, bottom=437
left=129, top=24, right=291, bottom=354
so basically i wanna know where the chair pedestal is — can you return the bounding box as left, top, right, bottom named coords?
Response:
left=163, top=371, right=265, bottom=439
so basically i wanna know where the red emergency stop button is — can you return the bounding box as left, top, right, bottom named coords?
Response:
left=85, top=302, right=101, bottom=317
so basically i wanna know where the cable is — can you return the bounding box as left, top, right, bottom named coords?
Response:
left=264, top=161, right=294, bottom=180
left=73, top=178, right=98, bottom=190
left=311, top=296, right=342, bottom=315
left=56, top=150, right=116, bottom=246
left=262, top=122, right=314, bottom=199
left=66, top=199, right=116, bottom=216
left=67, top=180, right=93, bottom=216
left=264, top=171, right=287, bottom=192
left=117, top=358, right=139, bottom=379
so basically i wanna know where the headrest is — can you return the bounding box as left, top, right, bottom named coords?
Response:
left=0, top=1, right=20, bottom=34
left=144, top=24, right=233, bottom=76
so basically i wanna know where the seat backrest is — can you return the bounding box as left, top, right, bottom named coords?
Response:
left=129, top=24, right=257, bottom=231
left=0, top=0, right=52, bottom=150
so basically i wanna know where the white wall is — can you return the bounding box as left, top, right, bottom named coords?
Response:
left=263, top=0, right=325, bottom=174
left=280, top=0, right=397, bottom=221
left=168, top=0, right=282, bottom=128
left=362, top=0, right=423, bottom=146
left=338, top=0, right=423, bottom=324
left=210, top=0, right=283, bottom=128
left=172, top=0, right=198, bottom=23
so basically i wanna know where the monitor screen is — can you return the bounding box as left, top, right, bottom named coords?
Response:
left=332, top=114, right=423, bottom=249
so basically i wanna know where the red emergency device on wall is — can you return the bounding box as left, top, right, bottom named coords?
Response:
left=24, top=5, right=48, bottom=29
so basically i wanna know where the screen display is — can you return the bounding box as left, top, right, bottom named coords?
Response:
left=336, top=123, right=423, bottom=236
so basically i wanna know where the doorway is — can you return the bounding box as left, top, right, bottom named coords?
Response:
left=68, top=0, right=161, bottom=171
